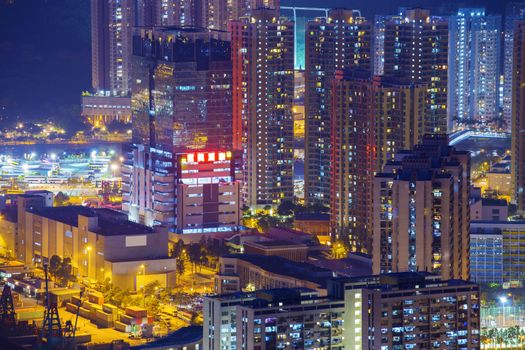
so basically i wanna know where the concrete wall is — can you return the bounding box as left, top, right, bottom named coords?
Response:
left=105, top=258, right=177, bottom=291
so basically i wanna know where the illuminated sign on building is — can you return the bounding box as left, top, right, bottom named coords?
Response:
left=180, top=151, right=232, bottom=165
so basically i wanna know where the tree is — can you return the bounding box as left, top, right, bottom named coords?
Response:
left=48, top=255, right=62, bottom=281
left=188, top=243, right=202, bottom=273
left=105, top=119, right=130, bottom=133
left=143, top=281, right=161, bottom=297
left=277, top=200, right=295, bottom=216
left=54, top=191, right=70, bottom=206
left=241, top=205, right=251, bottom=217
left=56, top=257, right=75, bottom=286
left=171, top=239, right=185, bottom=259
left=176, top=258, right=185, bottom=276
left=256, top=215, right=280, bottom=233
left=310, top=235, right=321, bottom=246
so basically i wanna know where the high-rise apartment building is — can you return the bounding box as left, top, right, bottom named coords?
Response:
left=330, top=272, right=480, bottom=350
left=330, top=71, right=426, bottom=251
left=380, top=8, right=449, bottom=133
left=372, top=76, right=427, bottom=170
left=204, top=273, right=480, bottom=350
left=372, top=134, right=471, bottom=281
left=304, top=9, right=371, bottom=207
left=154, top=0, right=199, bottom=26
left=122, top=27, right=239, bottom=233
left=91, top=0, right=134, bottom=96
left=148, top=0, right=279, bottom=30
left=503, top=2, right=525, bottom=130
left=449, top=9, right=502, bottom=129
left=512, top=20, right=525, bottom=213
left=330, top=70, right=375, bottom=251
left=230, top=8, right=295, bottom=208
left=204, top=288, right=345, bottom=350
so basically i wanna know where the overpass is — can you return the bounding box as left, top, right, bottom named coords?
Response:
left=448, top=130, right=510, bottom=146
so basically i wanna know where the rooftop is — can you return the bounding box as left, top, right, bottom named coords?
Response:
left=245, top=240, right=308, bottom=248
left=208, top=288, right=323, bottom=307
left=294, top=213, right=329, bottom=221
left=132, top=326, right=202, bottom=349
left=335, top=271, right=478, bottom=294
left=481, top=198, right=508, bottom=206
left=28, top=206, right=155, bottom=236
left=221, top=254, right=333, bottom=288
left=1, top=206, right=17, bottom=223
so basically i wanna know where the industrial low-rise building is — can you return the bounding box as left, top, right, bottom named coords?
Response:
left=131, top=326, right=202, bottom=350
left=243, top=240, right=309, bottom=262
left=14, top=194, right=175, bottom=290
left=0, top=206, right=17, bottom=258
left=214, top=254, right=333, bottom=295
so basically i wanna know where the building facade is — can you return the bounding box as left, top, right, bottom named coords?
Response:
left=176, top=151, right=241, bottom=234
left=205, top=273, right=480, bottom=350
left=372, top=135, right=471, bottom=281
left=330, top=273, right=480, bottom=350
left=230, top=8, right=295, bottom=208
left=304, top=9, right=371, bottom=207
left=122, top=27, right=239, bottom=233
left=81, top=94, right=131, bottom=127
left=512, top=20, right=525, bottom=214
left=380, top=8, right=449, bottom=133
left=503, top=2, right=525, bottom=130
left=330, top=71, right=426, bottom=252
left=330, top=70, right=375, bottom=251
left=204, top=289, right=344, bottom=350
left=214, top=254, right=332, bottom=295
left=15, top=196, right=174, bottom=290
left=449, top=8, right=502, bottom=129
left=470, top=222, right=504, bottom=284
left=91, top=0, right=134, bottom=96
left=470, top=220, right=525, bottom=283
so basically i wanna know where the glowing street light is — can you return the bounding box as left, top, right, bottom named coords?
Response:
left=86, top=245, right=92, bottom=279
left=500, top=296, right=509, bottom=327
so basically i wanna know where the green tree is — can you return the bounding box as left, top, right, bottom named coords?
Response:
left=105, top=119, right=130, bottom=133
left=277, top=200, right=295, bottom=216
left=176, top=258, right=185, bottom=276
left=48, top=255, right=62, bottom=281
left=171, top=239, right=185, bottom=258
left=54, top=191, right=70, bottom=206
left=241, top=205, right=251, bottom=217
left=56, top=257, right=75, bottom=286
left=188, top=243, right=202, bottom=273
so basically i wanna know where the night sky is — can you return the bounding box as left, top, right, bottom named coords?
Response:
left=0, top=0, right=511, bottom=123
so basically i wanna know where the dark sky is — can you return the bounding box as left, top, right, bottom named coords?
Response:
left=0, top=0, right=90, bottom=122
left=0, top=0, right=512, bottom=123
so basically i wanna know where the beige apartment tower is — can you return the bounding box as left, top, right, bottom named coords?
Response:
left=372, top=134, right=471, bottom=280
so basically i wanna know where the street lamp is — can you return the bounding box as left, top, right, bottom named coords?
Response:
left=86, top=245, right=92, bottom=281
left=110, top=163, right=118, bottom=178
left=499, top=296, right=508, bottom=327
